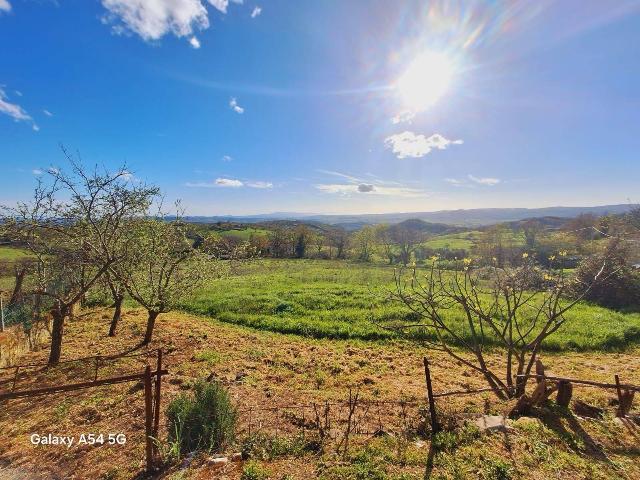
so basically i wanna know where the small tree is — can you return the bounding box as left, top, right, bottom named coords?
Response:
left=386, top=254, right=606, bottom=399
left=116, top=218, right=215, bottom=345
left=374, top=224, right=395, bottom=264
left=389, top=225, right=422, bottom=266
left=351, top=225, right=376, bottom=262
left=1, top=155, right=158, bottom=364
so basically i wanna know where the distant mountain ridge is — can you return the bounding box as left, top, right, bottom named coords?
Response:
left=184, top=204, right=633, bottom=228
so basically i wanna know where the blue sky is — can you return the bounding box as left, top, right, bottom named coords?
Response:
left=1, top=0, right=639, bottom=215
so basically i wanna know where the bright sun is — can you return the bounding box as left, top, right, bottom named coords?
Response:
left=396, top=51, right=453, bottom=111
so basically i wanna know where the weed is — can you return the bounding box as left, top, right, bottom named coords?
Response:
left=241, top=461, right=271, bottom=480
left=166, top=380, right=237, bottom=455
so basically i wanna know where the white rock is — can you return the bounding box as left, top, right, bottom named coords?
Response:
left=474, top=415, right=512, bottom=433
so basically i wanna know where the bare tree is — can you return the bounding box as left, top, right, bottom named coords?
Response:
left=115, top=218, right=216, bottom=345
left=374, top=224, right=395, bottom=265
left=390, top=225, right=422, bottom=266
left=385, top=255, right=606, bottom=399
left=1, top=153, right=158, bottom=364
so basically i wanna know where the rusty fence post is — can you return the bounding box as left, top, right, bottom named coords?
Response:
left=423, top=357, right=439, bottom=434
left=144, top=365, right=154, bottom=473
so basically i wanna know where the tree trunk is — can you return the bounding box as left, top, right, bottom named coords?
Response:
left=9, top=266, right=26, bottom=307
left=108, top=295, right=124, bottom=337
left=48, top=308, right=66, bottom=365
left=142, top=311, right=159, bottom=345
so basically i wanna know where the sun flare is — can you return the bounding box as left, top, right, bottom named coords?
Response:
left=396, top=51, right=453, bottom=111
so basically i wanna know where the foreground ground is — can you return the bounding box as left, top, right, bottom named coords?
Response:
left=0, top=308, right=639, bottom=479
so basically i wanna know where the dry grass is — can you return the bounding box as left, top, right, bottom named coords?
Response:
left=0, top=308, right=639, bottom=479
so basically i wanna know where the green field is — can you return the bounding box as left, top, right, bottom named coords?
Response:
left=217, top=228, right=270, bottom=240
left=423, top=230, right=526, bottom=251
left=180, top=259, right=640, bottom=351
left=0, top=245, right=31, bottom=261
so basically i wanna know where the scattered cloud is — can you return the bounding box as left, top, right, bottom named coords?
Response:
left=101, top=0, right=242, bottom=45
left=222, top=155, right=233, bottom=162
left=43, top=109, right=53, bottom=117
left=468, top=174, right=500, bottom=186
left=445, top=175, right=501, bottom=188
left=384, top=131, right=463, bottom=159
left=101, top=0, right=210, bottom=42
left=0, top=88, right=39, bottom=131
left=391, top=110, right=415, bottom=125
left=32, top=169, right=43, bottom=175
left=315, top=170, right=428, bottom=198
left=208, top=0, right=229, bottom=13
left=229, top=97, right=244, bottom=114
left=215, top=177, right=243, bottom=187
left=14, top=90, right=22, bottom=97
left=251, top=5, right=261, bottom=18
left=246, top=181, right=273, bottom=189
left=357, top=183, right=375, bottom=193
left=0, top=0, right=11, bottom=14
left=444, top=178, right=466, bottom=187
left=186, top=176, right=272, bottom=188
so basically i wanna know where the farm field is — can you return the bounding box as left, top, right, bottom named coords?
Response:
left=180, top=259, right=640, bottom=351
left=1, top=308, right=639, bottom=480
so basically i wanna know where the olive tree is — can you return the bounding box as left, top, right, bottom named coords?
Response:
left=116, top=218, right=216, bottom=345
left=385, top=255, right=606, bottom=399
left=1, top=155, right=158, bottom=364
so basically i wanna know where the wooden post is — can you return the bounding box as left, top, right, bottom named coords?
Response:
left=144, top=365, right=154, bottom=473
left=535, top=359, right=545, bottom=384
left=1, top=294, right=5, bottom=332
left=423, top=357, right=439, bottom=434
left=556, top=380, right=573, bottom=407
left=615, top=375, right=634, bottom=417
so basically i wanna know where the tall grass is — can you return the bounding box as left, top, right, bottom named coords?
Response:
left=181, top=259, right=640, bottom=351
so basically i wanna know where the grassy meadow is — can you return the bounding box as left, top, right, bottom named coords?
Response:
left=180, top=258, right=640, bottom=351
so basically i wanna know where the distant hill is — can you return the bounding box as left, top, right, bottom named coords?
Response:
left=184, top=204, right=633, bottom=228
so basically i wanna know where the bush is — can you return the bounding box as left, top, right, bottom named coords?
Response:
left=574, top=239, right=640, bottom=310
left=166, top=380, right=237, bottom=455
left=241, top=461, right=271, bottom=480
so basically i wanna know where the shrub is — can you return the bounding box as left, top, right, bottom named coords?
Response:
left=241, top=461, right=271, bottom=480
left=166, top=380, right=237, bottom=455
left=574, top=239, right=640, bottom=310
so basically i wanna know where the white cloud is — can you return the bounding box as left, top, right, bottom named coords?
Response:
left=0, top=88, right=39, bottom=131
left=468, top=174, right=500, bottom=186
left=207, top=0, right=228, bottom=13
left=100, top=0, right=239, bottom=44
left=391, top=110, right=415, bottom=125
left=32, top=169, right=43, bottom=175
left=229, top=97, right=244, bottom=114
left=14, top=90, right=22, bottom=97
left=215, top=177, right=243, bottom=187
left=186, top=177, right=272, bottom=188
left=222, top=155, right=233, bottom=162
left=444, top=178, right=466, bottom=187
left=315, top=170, right=427, bottom=198
left=43, top=109, right=53, bottom=117
left=445, top=175, right=501, bottom=188
left=384, top=131, right=463, bottom=159
left=0, top=0, right=11, bottom=13
left=251, top=5, right=261, bottom=18
left=246, top=181, right=272, bottom=189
